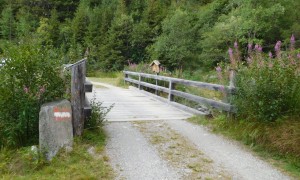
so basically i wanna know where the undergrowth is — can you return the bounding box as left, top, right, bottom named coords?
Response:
left=188, top=115, right=300, bottom=178
left=0, top=128, right=114, bottom=179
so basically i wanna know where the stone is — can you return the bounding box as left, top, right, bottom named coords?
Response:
left=39, top=99, right=73, bottom=161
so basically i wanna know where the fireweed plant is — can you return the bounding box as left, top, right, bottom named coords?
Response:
left=218, top=35, right=300, bottom=122
left=0, top=42, right=66, bottom=147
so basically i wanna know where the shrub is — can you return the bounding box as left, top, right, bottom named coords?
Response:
left=84, top=94, right=113, bottom=129
left=229, top=38, right=300, bottom=122
left=0, top=42, right=66, bottom=147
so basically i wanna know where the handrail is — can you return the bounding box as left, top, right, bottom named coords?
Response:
left=66, top=58, right=92, bottom=136
left=64, top=58, right=87, bottom=69
left=123, top=70, right=236, bottom=113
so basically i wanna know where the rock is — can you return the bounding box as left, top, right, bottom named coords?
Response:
left=39, top=99, right=73, bottom=161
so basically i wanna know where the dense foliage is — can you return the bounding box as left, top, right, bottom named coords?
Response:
left=0, top=0, right=299, bottom=72
left=0, top=41, right=66, bottom=147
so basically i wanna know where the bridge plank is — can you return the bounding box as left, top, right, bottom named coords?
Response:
left=87, top=82, right=193, bottom=122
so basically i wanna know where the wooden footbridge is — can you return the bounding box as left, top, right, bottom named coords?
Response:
left=87, top=71, right=236, bottom=122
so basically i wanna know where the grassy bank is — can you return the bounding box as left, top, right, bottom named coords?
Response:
left=188, top=115, right=300, bottom=178
left=88, top=71, right=128, bottom=88
left=0, top=128, right=114, bottom=179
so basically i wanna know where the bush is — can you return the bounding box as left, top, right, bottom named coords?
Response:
left=230, top=39, right=300, bottom=122
left=0, top=42, right=66, bottom=147
left=84, top=94, right=113, bottom=129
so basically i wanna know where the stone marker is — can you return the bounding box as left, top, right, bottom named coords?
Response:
left=39, top=99, right=73, bottom=160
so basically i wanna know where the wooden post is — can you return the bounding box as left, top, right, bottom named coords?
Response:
left=229, top=69, right=236, bottom=89
left=138, top=74, right=142, bottom=90
left=71, top=62, right=85, bottom=136
left=228, top=69, right=236, bottom=117
left=155, top=74, right=158, bottom=95
left=168, top=80, right=175, bottom=101
left=124, top=73, right=128, bottom=84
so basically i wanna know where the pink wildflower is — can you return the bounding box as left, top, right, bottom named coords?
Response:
left=297, top=53, right=300, bottom=59
left=24, top=86, right=29, bottom=94
left=257, top=45, right=263, bottom=52
left=291, top=34, right=295, bottom=46
left=228, top=48, right=233, bottom=57
left=216, top=66, right=222, bottom=80
left=248, top=43, right=253, bottom=50
left=275, top=41, right=282, bottom=52
left=234, top=41, right=238, bottom=49
left=290, top=60, right=296, bottom=65
left=40, top=85, right=46, bottom=94
left=268, top=52, right=273, bottom=58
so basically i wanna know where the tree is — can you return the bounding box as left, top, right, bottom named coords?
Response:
left=0, top=6, right=15, bottom=40
left=150, top=9, right=199, bottom=70
left=15, top=7, right=37, bottom=38
left=99, top=14, right=134, bottom=71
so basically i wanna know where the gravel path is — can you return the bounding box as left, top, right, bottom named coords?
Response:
left=104, top=120, right=291, bottom=180
left=165, top=120, right=291, bottom=180
left=105, top=122, right=179, bottom=180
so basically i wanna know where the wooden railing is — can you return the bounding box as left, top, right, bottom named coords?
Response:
left=65, top=58, right=93, bottom=136
left=124, top=70, right=236, bottom=113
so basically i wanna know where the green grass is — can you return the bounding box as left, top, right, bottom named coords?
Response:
left=88, top=71, right=128, bottom=88
left=188, top=115, right=300, bottom=179
left=0, top=127, right=114, bottom=179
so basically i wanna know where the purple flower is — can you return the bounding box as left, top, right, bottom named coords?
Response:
left=40, top=85, right=45, bottom=94
left=248, top=43, right=253, bottom=50
left=297, top=53, right=300, bottom=59
left=269, top=52, right=273, bottom=58
left=290, top=59, right=296, bottom=65
left=24, top=86, right=29, bottom=94
left=234, top=41, right=238, bottom=49
left=291, top=34, right=295, bottom=45
left=216, top=66, right=222, bottom=72
left=257, top=45, right=263, bottom=52
left=254, top=44, right=262, bottom=52
left=228, top=48, right=233, bottom=56
left=275, top=41, right=282, bottom=52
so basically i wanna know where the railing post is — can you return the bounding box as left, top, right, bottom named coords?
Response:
left=229, top=69, right=236, bottom=89
left=168, top=80, right=174, bottom=101
left=228, top=69, right=236, bottom=116
left=155, top=74, right=158, bottom=95
left=71, top=61, right=85, bottom=136
left=138, top=74, right=142, bottom=90
left=124, top=72, right=128, bottom=84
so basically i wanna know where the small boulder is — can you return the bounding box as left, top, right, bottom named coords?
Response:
left=39, top=99, right=73, bottom=160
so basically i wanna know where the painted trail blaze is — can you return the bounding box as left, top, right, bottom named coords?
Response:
left=53, top=107, right=71, bottom=121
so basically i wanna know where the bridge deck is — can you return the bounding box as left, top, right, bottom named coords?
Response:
left=87, top=82, right=193, bottom=121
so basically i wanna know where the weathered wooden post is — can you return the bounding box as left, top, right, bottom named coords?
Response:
left=228, top=69, right=236, bottom=115
left=155, top=75, right=158, bottom=95
left=71, top=60, right=86, bottom=136
left=138, top=74, right=142, bottom=90
left=124, top=72, right=128, bottom=84
left=168, top=80, right=175, bottom=102
left=229, top=69, right=236, bottom=89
